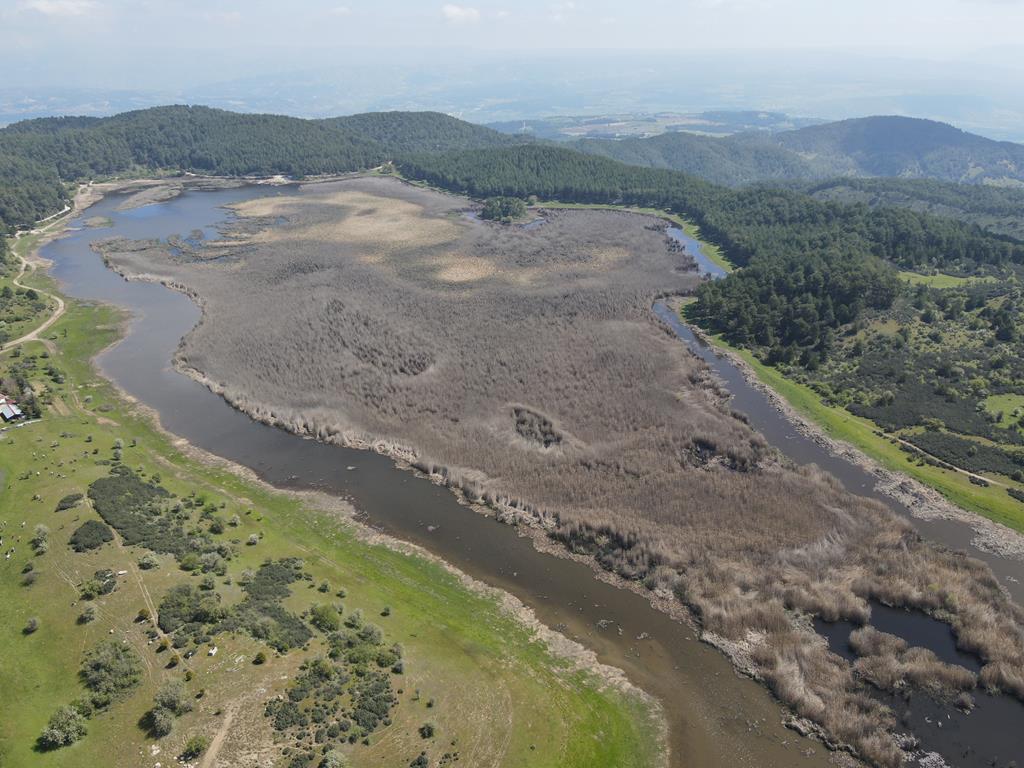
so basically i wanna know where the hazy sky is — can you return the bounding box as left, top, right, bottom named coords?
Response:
left=3, top=0, right=1024, bottom=66
left=2, top=0, right=1023, bottom=139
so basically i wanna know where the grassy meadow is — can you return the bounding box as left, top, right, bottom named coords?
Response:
left=0, top=292, right=663, bottom=767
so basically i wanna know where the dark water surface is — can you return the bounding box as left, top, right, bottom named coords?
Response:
left=47, top=187, right=831, bottom=768
left=43, top=186, right=1024, bottom=767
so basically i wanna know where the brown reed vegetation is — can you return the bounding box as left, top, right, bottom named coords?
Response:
left=99, top=176, right=1024, bottom=766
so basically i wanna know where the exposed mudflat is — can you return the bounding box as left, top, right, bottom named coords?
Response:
left=97, top=176, right=1024, bottom=766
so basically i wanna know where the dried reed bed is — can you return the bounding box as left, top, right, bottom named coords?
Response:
left=99, top=176, right=1024, bottom=766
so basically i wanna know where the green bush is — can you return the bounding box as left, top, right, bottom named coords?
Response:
left=480, top=196, right=526, bottom=222
left=68, top=519, right=114, bottom=552
left=55, top=492, right=84, bottom=511
left=38, top=705, right=87, bottom=749
left=310, top=604, right=340, bottom=633
left=181, top=735, right=209, bottom=760
left=79, top=640, right=143, bottom=705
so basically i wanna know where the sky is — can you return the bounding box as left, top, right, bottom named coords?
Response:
left=3, top=0, right=1024, bottom=70
left=1, top=0, right=1023, bottom=137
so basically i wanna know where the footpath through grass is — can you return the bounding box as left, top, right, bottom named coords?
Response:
left=0, top=292, right=663, bottom=767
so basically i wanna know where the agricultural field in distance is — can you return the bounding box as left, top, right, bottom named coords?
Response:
left=0, top=295, right=661, bottom=768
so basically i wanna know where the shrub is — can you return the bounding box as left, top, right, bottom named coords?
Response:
left=157, top=584, right=222, bottom=633
left=78, top=605, right=97, bottom=624
left=55, top=492, right=84, bottom=511
left=179, top=553, right=202, bottom=571
left=181, top=735, right=209, bottom=760
left=39, top=705, right=87, bottom=749
left=79, top=639, right=143, bottom=703
left=31, top=524, right=49, bottom=554
left=146, top=706, right=174, bottom=737
left=320, top=751, right=349, bottom=768
left=418, top=722, right=435, bottom=739
left=69, top=520, right=114, bottom=552
left=310, top=604, right=340, bottom=633
left=138, top=553, right=160, bottom=570
left=154, top=680, right=193, bottom=716
left=24, top=616, right=39, bottom=634
left=253, top=651, right=267, bottom=665
left=87, top=466, right=181, bottom=555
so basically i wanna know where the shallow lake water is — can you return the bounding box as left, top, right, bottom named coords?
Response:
left=40, top=186, right=1024, bottom=767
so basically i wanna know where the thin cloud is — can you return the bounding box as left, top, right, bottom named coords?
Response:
left=20, top=0, right=97, bottom=16
left=441, top=4, right=481, bottom=23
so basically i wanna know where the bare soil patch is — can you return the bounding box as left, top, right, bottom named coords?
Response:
left=99, top=175, right=1024, bottom=766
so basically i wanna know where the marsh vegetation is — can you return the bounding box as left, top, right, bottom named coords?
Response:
left=99, top=176, right=1024, bottom=766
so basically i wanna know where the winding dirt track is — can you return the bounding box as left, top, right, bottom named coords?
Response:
left=2, top=205, right=71, bottom=353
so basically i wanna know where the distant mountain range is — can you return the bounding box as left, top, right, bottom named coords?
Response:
left=562, top=116, right=1024, bottom=188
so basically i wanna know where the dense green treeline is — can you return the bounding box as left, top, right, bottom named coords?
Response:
left=792, top=177, right=1024, bottom=241
left=688, top=253, right=900, bottom=365
left=0, top=107, right=531, bottom=233
left=0, top=154, right=67, bottom=231
left=0, top=106, right=384, bottom=179
left=0, top=106, right=387, bottom=232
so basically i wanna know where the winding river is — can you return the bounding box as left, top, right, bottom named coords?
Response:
left=43, top=186, right=1024, bottom=768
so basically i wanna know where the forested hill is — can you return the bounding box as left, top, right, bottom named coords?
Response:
left=790, top=177, right=1024, bottom=241
left=572, top=116, right=1024, bottom=188
left=0, top=105, right=388, bottom=230
left=771, top=116, right=1024, bottom=183
left=573, top=131, right=819, bottom=186
left=327, top=111, right=523, bottom=153
left=0, top=105, right=384, bottom=180
left=0, top=107, right=530, bottom=232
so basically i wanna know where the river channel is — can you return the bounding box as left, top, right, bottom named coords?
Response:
left=42, top=186, right=1023, bottom=768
